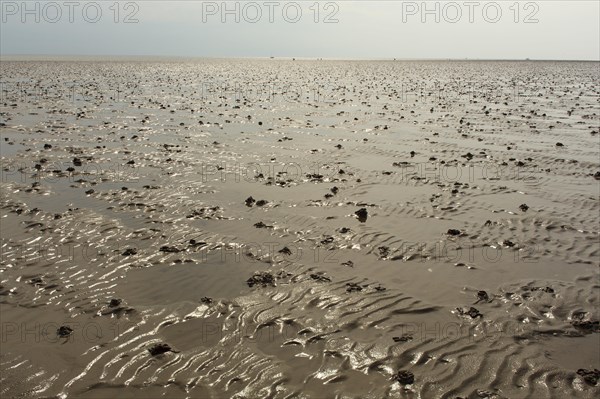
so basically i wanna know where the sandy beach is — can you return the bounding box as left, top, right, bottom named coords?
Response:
left=0, top=59, right=599, bottom=398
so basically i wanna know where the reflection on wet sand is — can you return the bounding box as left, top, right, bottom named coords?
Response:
left=1, top=60, right=599, bottom=398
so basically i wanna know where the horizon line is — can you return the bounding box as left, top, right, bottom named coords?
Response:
left=1, top=54, right=599, bottom=62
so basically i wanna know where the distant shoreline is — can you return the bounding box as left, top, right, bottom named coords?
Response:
left=1, top=55, right=599, bottom=63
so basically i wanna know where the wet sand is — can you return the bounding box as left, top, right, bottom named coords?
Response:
left=0, top=59, right=599, bottom=398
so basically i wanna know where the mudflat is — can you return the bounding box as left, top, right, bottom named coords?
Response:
left=1, top=59, right=599, bottom=398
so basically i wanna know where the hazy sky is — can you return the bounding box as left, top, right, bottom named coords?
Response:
left=1, top=1, right=598, bottom=60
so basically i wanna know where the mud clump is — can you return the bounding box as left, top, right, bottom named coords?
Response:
left=310, top=273, right=331, bottom=283
left=186, top=207, right=221, bottom=219
left=122, top=248, right=138, bottom=256
left=570, top=312, right=599, bottom=333
left=457, top=307, right=483, bottom=319
left=503, top=240, right=516, bottom=248
left=57, top=326, right=73, bottom=338
left=28, top=276, right=44, bottom=286
left=525, top=286, right=554, bottom=294
left=320, top=236, right=334, bottom=245
left=393, top=334, right=413, bottom=343
left=200, top=297, right=213, bottom=304
left=396, top=370, right=415, bottom=385
left=572, top=320, right=599, bottom=333
left=346, top=282, right=363, bottom=293
left=577, top=369, right=599, bottom=386
left=189, top=239, right=207, bottom=248
left=148, top=343, right=175, bottom=356
left=476, top=291, right=490, bottom=302
left=247, top=272, right=276, bottom=288
left=245, top=197, right=268, bottom=207
left=378, top=246, right=390, bottom=259
left=109, top=298, right=122, bottom=307
left=160, top=246, right=181, bottom=253
left=355, top=208, right=368, bottom=222
left=278, top=247, right=292, bottom=256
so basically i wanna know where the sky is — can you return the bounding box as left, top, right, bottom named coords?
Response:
left=1, top=1, right=599, bottom=60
